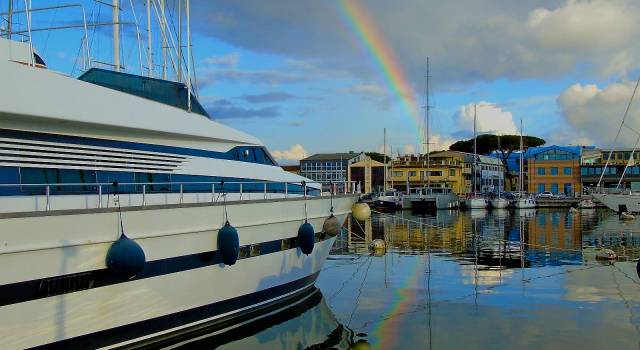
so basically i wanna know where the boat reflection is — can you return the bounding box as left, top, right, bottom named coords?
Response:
left=151, top=289, right=360, bottom=349
left=340, top=209, right=640, bottom=269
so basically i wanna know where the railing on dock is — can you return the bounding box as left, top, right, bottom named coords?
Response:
left=0, top=180, right=361, bottom=213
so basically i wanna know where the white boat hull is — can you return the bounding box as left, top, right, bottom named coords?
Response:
left=0, top=195, right=355, bottom=349
left=401, top=194, right=460, bottom=210
left=490, top=198, right=509, bottom=209
left=464, top=198, right=487, bottom=209
left=514, top=198, right=536, bottom=209
left=592, top=193, right=640, bottom=213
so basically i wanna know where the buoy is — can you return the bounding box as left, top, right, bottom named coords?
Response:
left=322, top=215, right=342, bottom=237
left=620, top=212, right=635, bottom=221
left=368, top=239, right=386, bottom=251
left=106, top=234, right=146, bottom=278
left=298, top=221, right=315, bottom=255
left=595, top=248, right=617, bottom=260
left=351, top=339, right=372, bottom=350
left=352, top=202, right=371, bottom=222
left=218, top=221, right=240, bottom=265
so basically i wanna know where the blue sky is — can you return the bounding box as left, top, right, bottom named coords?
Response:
left=6, top=0, right=640, bottom=164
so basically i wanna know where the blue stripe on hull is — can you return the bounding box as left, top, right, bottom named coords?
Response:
left=0, top=233, right=329, bottom=307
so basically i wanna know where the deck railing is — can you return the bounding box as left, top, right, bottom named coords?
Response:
left=0, top=180, right=361, bottom=212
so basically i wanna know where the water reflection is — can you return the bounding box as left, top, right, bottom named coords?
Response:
left=165, top=288, right=360, bottom=349
left=320, top=208, right=640, bottom=349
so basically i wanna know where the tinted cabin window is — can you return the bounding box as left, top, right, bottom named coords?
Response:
left=255, top=148, right=266, bottom=164
left=0, top=167, right=20, bottom=195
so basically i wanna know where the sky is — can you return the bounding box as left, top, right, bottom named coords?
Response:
left=5, top=0, right=640, bottom=164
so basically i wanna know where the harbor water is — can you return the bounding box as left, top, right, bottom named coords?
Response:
left=172, top=208, right=640, bottom=349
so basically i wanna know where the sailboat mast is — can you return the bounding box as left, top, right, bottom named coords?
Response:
left=519, top=117, right=523, bottom=194
left=383, top=127, right=387, bottom=191
left=113, top=0, right=120, bottom=72
left=425, top=57, right=431, bottom=191
left=473, top=104, right=477, bottom=196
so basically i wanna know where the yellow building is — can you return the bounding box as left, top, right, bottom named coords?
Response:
left=348, top=156, right=385, bottom=193
left=389, top=151, right=472, bottom=195
left=389, top=150, right=505, bottom=195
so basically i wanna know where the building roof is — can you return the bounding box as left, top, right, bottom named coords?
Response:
left=301, top=152, right=363, bottom=161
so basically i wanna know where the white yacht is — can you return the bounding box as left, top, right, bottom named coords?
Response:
left=0, top=5, right=357, bottom=349
left=403, top=186, right=460, bottom=211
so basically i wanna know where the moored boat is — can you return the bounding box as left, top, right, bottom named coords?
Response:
left=0, top=5, right=358, bottom=348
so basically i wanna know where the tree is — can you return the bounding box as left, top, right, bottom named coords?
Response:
left=365, top=152, right=389, bottom=163
left=449, top=134, right=545, bottom=173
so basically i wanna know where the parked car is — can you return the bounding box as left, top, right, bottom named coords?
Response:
left=537, top=191, right=554, bottom=198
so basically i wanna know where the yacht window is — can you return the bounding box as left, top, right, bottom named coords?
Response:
left=255, top=148, right=266, bottom=164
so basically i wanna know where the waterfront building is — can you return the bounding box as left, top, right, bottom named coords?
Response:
left=348, top=155, right=385, bottom=194
left=388, top=150, right=504, bottom=195
left=525, top=146, right=584, bottom=197
left=580, top=148, right=640, bottom=190
left=300, top=152, right=366, bottom=185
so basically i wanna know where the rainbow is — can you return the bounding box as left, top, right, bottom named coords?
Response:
left=370, top=252, right=426, bottom=348
left=336, top=0, right=424, bottom=147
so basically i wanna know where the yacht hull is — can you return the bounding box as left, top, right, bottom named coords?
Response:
left=592, top=193, right=640, bottom=213
left=402, top=194, right=460, bottom=210
left=0, top=196, right=355, bottom=349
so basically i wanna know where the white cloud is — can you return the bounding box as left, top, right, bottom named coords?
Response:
left=402, top=144, right=416, bottom=155
left=455, top=102, right=518, bottom=135
left=430, top=134, right=455, bottom=152
left=558, top=81, right=640, bottom=146
left=271, top=144, right=308, bottom=162
left=344, top=83, right=392, bottom=110
left=202, top=52, right=241, bottom=68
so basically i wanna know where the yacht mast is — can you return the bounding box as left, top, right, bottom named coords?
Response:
left=146, top=0, right=153, bottom=77
left=186, top=0, right=192, bottom=111
left=113, top=0, right=120, bottom=72
left=177, top=0, right=182, bottom=82
left=160, top=0, right=167, bottom=79
left=6, top=0, right=12, bottom=39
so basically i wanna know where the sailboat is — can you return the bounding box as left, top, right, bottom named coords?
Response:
left=402, top=58, right=460, bottom=211
left=514, top=118, right=536, bottom=209
left=464, top=104, right=489, bottom=209
left=490, top=134, right=509, bottom=208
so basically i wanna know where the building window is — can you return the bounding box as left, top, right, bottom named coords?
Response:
left=551, top=183, right=559, bottom=194
left=581, top=168, right=588, bottom=176
left=537, top=167, right=545, bottom=175
left=450, top=169, right=456, bottom=176
left=550, top=167, right=558, bottom=175
left=392, top=171, right=403, bottom=177
left=563, top=167, right=571, bottom=175
left=537, top=184, right=545, bottom=193
left=409, top=171, right=417, bottom=177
